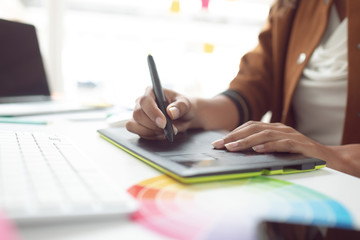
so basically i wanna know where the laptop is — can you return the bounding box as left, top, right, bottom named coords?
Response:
left=98, top=127, right=326, bottom=184
left=0, top=18, right=109, bottom=117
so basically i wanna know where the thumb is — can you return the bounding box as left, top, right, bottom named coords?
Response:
left=166, top=96, right=191, bottom=120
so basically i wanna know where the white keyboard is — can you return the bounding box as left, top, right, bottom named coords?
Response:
left=0, top=130, right=137, bottom=224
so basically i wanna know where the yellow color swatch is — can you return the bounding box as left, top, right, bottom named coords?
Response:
left=170, top=0, right=180, bottom=13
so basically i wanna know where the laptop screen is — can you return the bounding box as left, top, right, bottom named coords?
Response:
left=0, top=19, right=50, bottom=103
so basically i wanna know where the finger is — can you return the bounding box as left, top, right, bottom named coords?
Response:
left=252, top=139, right=306, bottom=154
left=211, top=138, right=226, bottom=149
left=138, top=88, right=167, bottom=129
left=133, top=101, right=161, bottom=131
left=223, top=121, right=293, bottom=145
left=167, top=95, right=192, bottom=120
left=212, top=122, right=262, bottom=149
left=223, top=121, right=267, bottom=145
left=229, top=120, right=264, bottom=133
left=224, top=129, right=293, bottom=152
left=126, top=119, right=164, bottom=139
left=232, top=121, right=288, bottom=135
left=172, top=120, right=192, bottom=134
left=212, top=122, right=285, bottom=149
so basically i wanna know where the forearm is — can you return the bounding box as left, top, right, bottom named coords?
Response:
left=189, top=95, right=239, bottom=131
left=325, top=144, right=360, bottom=178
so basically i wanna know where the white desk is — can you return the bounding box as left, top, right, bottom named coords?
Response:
left=1, top=118, right=359, bottom=240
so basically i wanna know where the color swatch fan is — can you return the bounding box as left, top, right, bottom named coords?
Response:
left=128, top=175, right=353, bottom=240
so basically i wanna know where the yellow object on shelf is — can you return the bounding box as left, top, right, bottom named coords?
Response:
left=170, top=0, right=180, bottom=13
left=203, top=43, right=214, bottom=53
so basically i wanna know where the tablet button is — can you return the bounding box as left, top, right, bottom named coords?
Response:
left=168, top=154, right=216, bottom=162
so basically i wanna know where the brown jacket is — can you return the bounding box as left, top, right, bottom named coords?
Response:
left=229, top=0, right=360, bottom=145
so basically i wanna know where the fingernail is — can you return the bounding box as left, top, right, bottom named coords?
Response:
left=252, top=144, right=265, bottom=152
left=212, top=139, right=225, bottom=148
left=173, top=125, right=178, bottom=135
left=155, top=134, right=165, bottom=140
left=225, top=142, right=238, bottom=150
left=155, top=117, right=166, bottom=129
left=169, top=107, right=180, bottom=119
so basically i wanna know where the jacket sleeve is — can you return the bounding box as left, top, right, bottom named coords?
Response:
left=222, top=6, right=276, bottom=124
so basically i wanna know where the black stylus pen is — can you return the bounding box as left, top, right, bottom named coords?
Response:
left=147, top=54, right=175, bottom=143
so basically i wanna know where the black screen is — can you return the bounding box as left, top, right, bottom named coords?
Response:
left=0, top=19, right=50, bottom=101
left=258, top=221, right=360, bottom=240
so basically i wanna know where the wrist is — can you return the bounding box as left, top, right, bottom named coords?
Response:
left=326, top=145, right=360, bottom=177
left=188, top=96, right=239, bottom=131
left=187, top=97, right=204, bottom=129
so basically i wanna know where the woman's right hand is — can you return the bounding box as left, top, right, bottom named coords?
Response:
left=126, top=86, right=195, bottom=140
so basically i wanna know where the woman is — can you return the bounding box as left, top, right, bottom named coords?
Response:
left=126, top=0, right=360, bottom=177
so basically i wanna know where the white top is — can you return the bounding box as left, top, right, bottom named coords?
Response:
left=292, top=5, right=348, bottom=146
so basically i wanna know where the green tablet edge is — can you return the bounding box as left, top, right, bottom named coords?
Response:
left=99, top=133, right=326, bottom=184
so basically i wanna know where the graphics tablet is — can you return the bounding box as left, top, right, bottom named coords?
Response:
left=98, top=127, right=326, bottom=184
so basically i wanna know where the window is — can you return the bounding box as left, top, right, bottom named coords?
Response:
left=1, top=0, right=272, bottom=106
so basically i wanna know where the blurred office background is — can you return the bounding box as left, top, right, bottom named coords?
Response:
left=0, top=0, right=271, bottom=107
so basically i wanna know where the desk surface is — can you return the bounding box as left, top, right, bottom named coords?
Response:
left=1, top=117, right=359, bottom=240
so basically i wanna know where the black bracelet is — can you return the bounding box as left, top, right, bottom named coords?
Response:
left=221, top=89, right=251, bottom=126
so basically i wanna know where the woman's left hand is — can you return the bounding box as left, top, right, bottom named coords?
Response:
left=211, top=121, right=360, bottom=178
left=211, top=121, right=328, bottom=159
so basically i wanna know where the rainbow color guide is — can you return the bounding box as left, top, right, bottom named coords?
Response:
left=128, top=175, right=353, bottom=240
